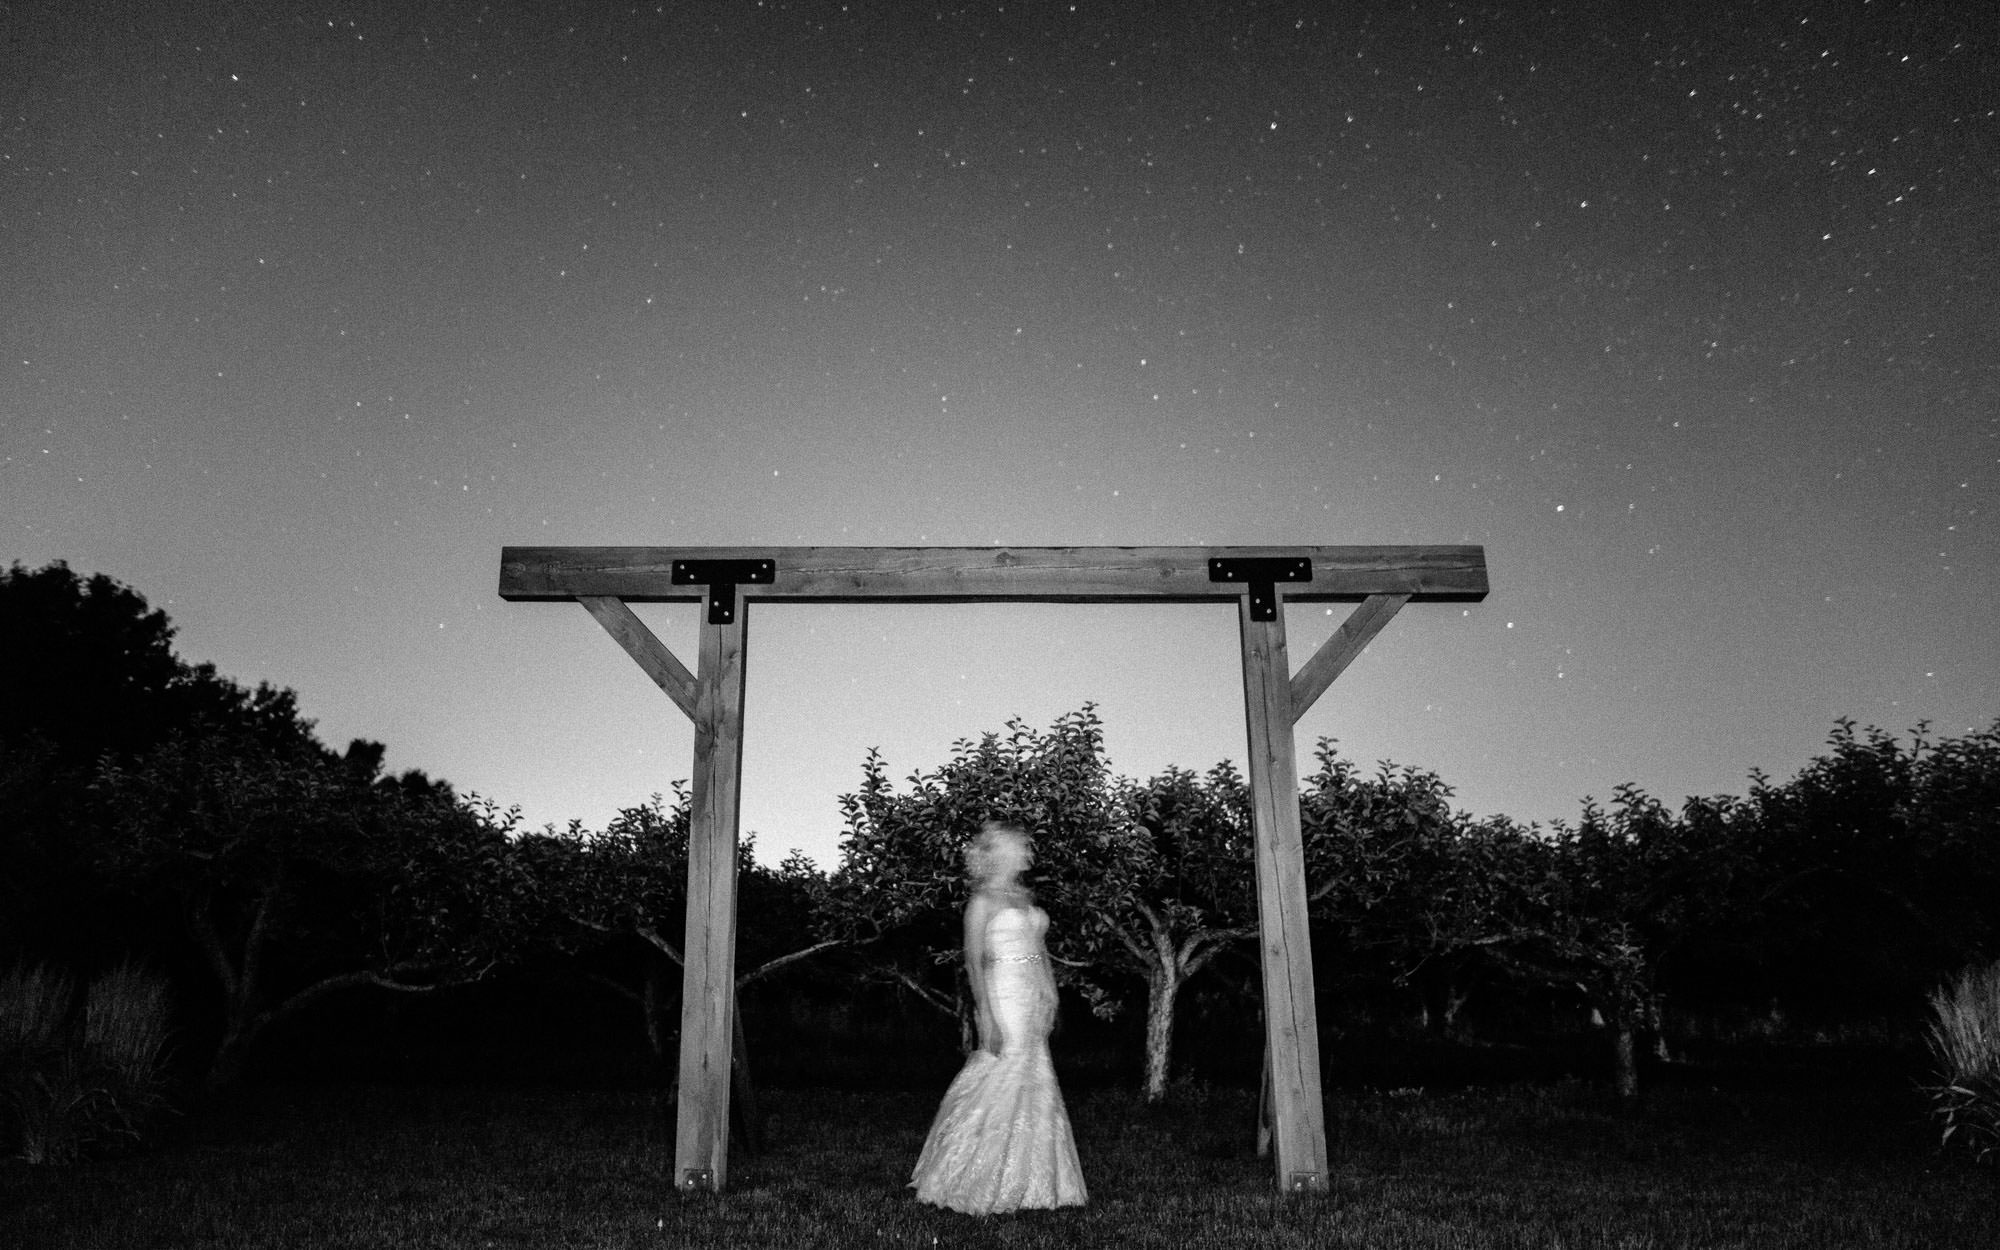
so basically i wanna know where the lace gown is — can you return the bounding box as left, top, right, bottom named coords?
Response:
left=910, top=904, right=1088, bottom=1214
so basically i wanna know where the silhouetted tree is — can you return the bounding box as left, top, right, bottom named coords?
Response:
left=0, top=561, right=252, bottom=964
left=1737, top=719, right=2000, bottom=1017
left=523, top=789, right=837, bottom=1067
left=92, top=700, right=534, bottom=1089
left=822, top=706, right=1271, bottom=1100
left=1300, top=742, right=1507, bottom=1038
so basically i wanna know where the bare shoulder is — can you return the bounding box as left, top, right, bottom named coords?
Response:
left=965, top=892, right=1001, bottom=933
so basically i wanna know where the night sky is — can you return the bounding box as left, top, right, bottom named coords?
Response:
left=6, top=1, right=1994, bottom=869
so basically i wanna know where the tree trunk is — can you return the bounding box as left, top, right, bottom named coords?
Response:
left=1142, top=964, right=1182, bottom=1102
left=205, top=1016, right=260, bottom=1091
left=643, top=972, right=664, bottom=1063
left=1612, top=1023, right=1638, bottom=1099
left=958, top=985, right=979, bottom=1056
left=1255, top=1034, right=1273, bottom=1158
left=730, top=996, right=763, bottom=1155
left=1420, top=972, right=1469, bottom=1039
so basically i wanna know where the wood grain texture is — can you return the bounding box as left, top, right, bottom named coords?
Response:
left=673, top=604, right=750, bottom=1191
left=1288, top=593, right=1410, bottom=723
left=499, top=545, right=1487, bottom=604
left=578, top=595, right=698, bottom=720
left=1236, top=591, right=1331, bottom=1192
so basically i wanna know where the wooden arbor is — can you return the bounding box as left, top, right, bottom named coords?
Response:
left=498, top=545, right=1488, bottom=1195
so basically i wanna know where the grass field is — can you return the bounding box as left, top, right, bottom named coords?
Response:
left=4, top=1078, right=1995, bottom=1248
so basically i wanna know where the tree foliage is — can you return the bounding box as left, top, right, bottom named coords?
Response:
left=819, top=708, right=1139, bottom=1023
left=16, top=560, right=2000, bottom=1096
left=1, top=561, right=197, bottom=770
left=3, top=559, right=543, bottom=1089
left=91, top=709, right=534, bottom=1089
left=522, top=788, right=837, bottom=1066
left=822, top=706, right=1274, bottom=1098
left=1299, top=743, right=1501, bottom=1031
left=1, top=562, right=253, bottom=960
left=1736, top=718, right=2000, bottom=1014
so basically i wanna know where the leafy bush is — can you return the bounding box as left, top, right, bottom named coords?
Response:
left=0, top=963, right=72, bottom=1051
left=0, top=961, right=174, bottom=1164
left=86, top=960, right=175, bottom=1140
left=1924, top=961, right=2000, bottom=1164
left=1, top=963, right=80, bottom=1163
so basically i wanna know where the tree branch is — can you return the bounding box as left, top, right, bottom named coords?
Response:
left=886, top=966, right=961, bottom=1019
left=735, top=940, right=842, bottom=990
left=263, top=964, right=459, bottom=1032
left=581, top=970, right=644, bottom=1006
left=1094, top=907, right=1156, bottom=968
left=237, top=868, right=285, bottom=1010
left=1182, top=926, right=1254, bottom=973
left=189, top=893, right=239, bottom=1001
left=633, top=924, right=685, bottom=966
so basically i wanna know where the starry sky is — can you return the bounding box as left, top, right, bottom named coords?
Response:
left=5, top=0, right=1994, bottom=869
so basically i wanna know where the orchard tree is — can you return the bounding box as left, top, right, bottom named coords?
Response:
left=1464, top=783, right=1750, bottom=1098
left=1644, top=790, right=1759, bottom=1019
left=1741, top=719, right=2000, bottom=1016
left=1899, top=720, right=2000, bottom=962
left=1298, top=741, right=1520, bottom=1038
left=92, top=696, right=534, bottom=1089
left=524, top=788, right=838, bottom=1066
left=818, top=708, right=1145, bottom=1033
left=1526, top=789, right=1672, bottom=1098
left=821, top=706, right=1266, bottom=1101
left=1115, top=762, right=1261, bottom=1098
left=0, top=560, right=192, bottom=770
left=1298, top=738, right=1723, bottom=1097
left=0, top=561, right=257, bottom=960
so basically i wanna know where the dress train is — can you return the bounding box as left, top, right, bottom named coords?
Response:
left=910, top=905, right=1087, bottom=1214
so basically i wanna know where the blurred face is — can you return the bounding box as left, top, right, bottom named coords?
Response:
left=983, top=830, right=1031, bottom=882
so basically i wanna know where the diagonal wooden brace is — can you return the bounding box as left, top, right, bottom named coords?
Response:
left=579, top=596, right=698, bottom=719
left=1289, top=593, right=1410, bottom=722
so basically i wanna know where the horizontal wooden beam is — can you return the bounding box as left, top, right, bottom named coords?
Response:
left=499, top=545, right=1487, bottom=605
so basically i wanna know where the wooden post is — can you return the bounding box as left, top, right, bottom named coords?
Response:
left=1237, top=590, right=1330, bottom=1193
left=673, top=595, right=749, bottom=1192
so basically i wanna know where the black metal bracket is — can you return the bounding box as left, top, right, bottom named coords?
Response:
left=672, top=559, right=776, bottom=625
left=1209, top=556, right=1312, bottom=622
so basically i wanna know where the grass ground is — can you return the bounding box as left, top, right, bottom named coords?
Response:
left=3, top=1079, right=1994, bottom=1248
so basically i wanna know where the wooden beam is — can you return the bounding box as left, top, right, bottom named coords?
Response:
left=673, top=594, right=750, bottom=1192
left=578, top=595, right=699, bottom=721
left=1288, top=593, right=1409, bottom=723
left=500, top=545, right=1487, bottom=605
left=1236, top=588, right=1330, bottom=1193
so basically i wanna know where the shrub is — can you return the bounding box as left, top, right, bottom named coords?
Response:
left=86, top=959, right=175, bottom=1139
left=0, top=962, right=73, bottom=1051
left=1, top=963, right=81, bottom=1163
left=1924, top=961, right=2000, bottom=1164
left=0, top=961, right=175, bottom=1164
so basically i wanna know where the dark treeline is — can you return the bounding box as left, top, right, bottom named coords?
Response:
left=1, top=561, right=534, bottom=1095
left=5, top=561, right=1997, bottom=1114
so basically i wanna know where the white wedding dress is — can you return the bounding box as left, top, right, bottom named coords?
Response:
left=910, top=904, right=1088, bottom=1214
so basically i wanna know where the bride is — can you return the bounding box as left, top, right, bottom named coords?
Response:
left=910, top=820, right=1088, bottom=1214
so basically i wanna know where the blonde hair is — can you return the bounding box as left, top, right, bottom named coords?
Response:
left=964, top=819, right=1030, bottom=885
